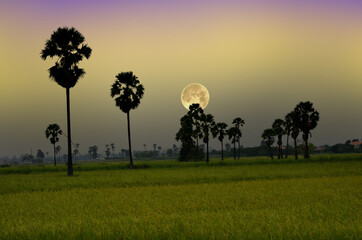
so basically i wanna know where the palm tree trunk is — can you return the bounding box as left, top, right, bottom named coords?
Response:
left=304, top=133, right=310, bottom=159
left=294, top=137, right=298, bottom=160
left=127, top=111, right=133, bottom=168
left=233, top=141, right=236, bottom=160
left=206, top=140, right=209, bottom=163
left=66, top=88, right=73, bottom=176
left=221, top=139, right=224, bottom=161
left=53, top=143, right=56, bottom=166
left=238, top=140, right=240, bottom=160
left=268, top=144, right=273, bottom=159
left=285, top=134, right=289, bottom=159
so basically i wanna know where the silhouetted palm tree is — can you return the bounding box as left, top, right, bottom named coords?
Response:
left=212, top=122, right=228, bottom=160
left=200, top=113, right=215, bottom=163
left=294, top=101, right=320, bottom=159
left=262, top=128, right=275, bottom=159
left=284, top=114, right=292, bottom=159
left=41, top=27, right=92, bottom=176
left=232, top=117, right=245, bottom=160
left=45, top=124, right=62, bottom=166
left=110, top=143, right=115, bottom=159
left=285, top=110, right=300, bottom=159
left=110, top=72, right=144, bottom=168
left=272, top=119, right=285, bottom=159
left=227, top=127, right=240, bottom=160
left=188, top=104, right=204, bottom=150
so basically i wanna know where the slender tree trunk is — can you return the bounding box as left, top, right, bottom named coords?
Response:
left=66, top=88, right=73, bottom=176
left=221, top=139, right=224, bottom=161
left=233, top=141, right=236, bottom=160
left=285, top=134, right=289, bottom=159
left=127, top=111, right=134, bottom=168
left=206, top=140, right=209, bottom=163
left=196, top=137, right=199, bottom=151
left=294, top=137, right=298, bottom=160
left=304, top=132, right=310, bottom=159
left=268, top=144, right=273, bottom=159
left=53, top=143, right=56, bottom=166
left=238, top=140, right=240, bottom=160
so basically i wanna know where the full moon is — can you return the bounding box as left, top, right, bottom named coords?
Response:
left=181, top=83, right=210, bottom=110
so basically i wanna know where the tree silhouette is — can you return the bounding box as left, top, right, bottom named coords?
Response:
left=110, top=143, right=115, bottom=159
left=188, top=104, right=204, bottom=150
left=200, top=113, right=215, bottom=163
left=227, top=127, right=240, bottom=160
left=262, top=128, right=275, bottom=159
left=110, top=72, right=144, bottom=168
left=284, top=114, right=292, bottom=159
left=285, top=111, right=300, bottom=159
left=153, top=144, right=157, bottom=158
left=105, top=144, right=111, bottom=159
left=157, top=146, right=162, bottom=158
left=45, top=124, right=62, bottom=166
left=272, top=119, right=285, bottom=159
left=36, top=149, right=45, bottom=163
left=74, top=143, right=80, bottom=159
left=41, top=27, right=92, bottom=176
left=212, top=122, right=228, bottom=160
left=293, top=101, right=320, bottom=159
left=176, top=114, right=194, bottom=161
left=232, top=117, right=245, bottom=160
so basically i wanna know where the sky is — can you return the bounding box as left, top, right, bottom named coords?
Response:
left=0, top=0, right=362, bottom=157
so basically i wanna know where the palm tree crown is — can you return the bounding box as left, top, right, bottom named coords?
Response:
left=111, top=72, right=145, bottom=113
left=41, top=27, right=92, bottom=88
left=45, top=124, right=62, bottom=144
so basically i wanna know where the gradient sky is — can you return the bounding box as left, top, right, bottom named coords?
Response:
left=1, top=0, right=361, bottom=157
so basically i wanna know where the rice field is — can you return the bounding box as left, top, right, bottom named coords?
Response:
left=0, top=155, right=361, bottom=239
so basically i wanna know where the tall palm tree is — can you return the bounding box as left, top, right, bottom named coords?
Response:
left=284, top=110, right=300, bottom=159
left=272, top=119, right=285, bottom=159
left=232, top=117, right=245, bottom=160
left=227, top=127, right=240, bottom=160
left=293, top=101, right=320, bottom=159
left=212, top=122, right=228, bottom=160
left=110, top=72, right=144, bottom=168
left=200, top=113, right=215, bottom=163
left=284, top=114, right=292, bottom=159
left=262, top=128, right=275, bottom=159
left=45, top=124, right=62, bottom=166
left=41, top=27, right=92, bottom=176
left=188, top=104, right=204, bottom=150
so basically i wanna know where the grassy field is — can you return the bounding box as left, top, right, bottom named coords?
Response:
left=0, top=154, right=361, bottom=239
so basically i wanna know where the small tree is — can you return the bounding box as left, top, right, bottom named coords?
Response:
left=293, top=101, right=320, bottom=159
left=36, top=149, right=45, bottom=163
left=262, top=128, right=275, bottom=159
left=232, top=117, right=245, bottom=160
left=212, top=122, right=228, bottom=160
left=200, top=113, right=215, bottom=163
left=272, top=119, right=285, bottom=159
left=45, top=124, right=62, bottom=166
left=285, top=111, right=300, bottom=159
left=227, top=127, right=240, bottom=160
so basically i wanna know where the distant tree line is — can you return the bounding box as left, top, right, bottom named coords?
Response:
left=176, top=103, right=245, bottom=162
left=262, top=101, right=320, bottom=159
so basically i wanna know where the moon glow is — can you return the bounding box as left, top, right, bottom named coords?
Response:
left=181, top=83, right=210, bottom=110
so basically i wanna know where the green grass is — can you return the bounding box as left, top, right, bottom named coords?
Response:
left=0, top=155, right=361, bottom=239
